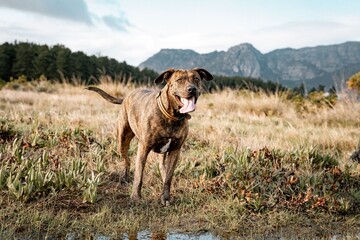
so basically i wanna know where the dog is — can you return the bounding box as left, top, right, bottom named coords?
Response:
left=86, top=68, right=213, bottom=205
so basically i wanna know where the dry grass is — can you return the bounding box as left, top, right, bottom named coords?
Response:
left=191, top=89, right=359, bottom=157
left=0, top=81, right=359, bottom=239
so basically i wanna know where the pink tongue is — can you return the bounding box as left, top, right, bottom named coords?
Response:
left=180, top=96, right=196, bottom=113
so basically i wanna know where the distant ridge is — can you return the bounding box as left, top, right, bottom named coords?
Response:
left=139, top=42, right=360, bottom=88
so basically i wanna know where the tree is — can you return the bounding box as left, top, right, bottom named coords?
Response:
left=12, top=42, right=37, bottom=79
left=347, top=72, right=360, bottom=93
left=71, top=51, right=92, bottom=80
left=35, top=44, right=57, bottom=79
left=52, top=44, right=72, bottom=80
left=293, top=83, right=305, bottom=96
left=0, top=42, right=15, bottom=81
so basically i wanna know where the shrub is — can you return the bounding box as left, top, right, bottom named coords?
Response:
left=347, top=72, right=360, bottom=93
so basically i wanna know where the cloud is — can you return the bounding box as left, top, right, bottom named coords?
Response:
left=0, top=0, right=133, bottom=32
left=102, top=14, right=130, bottom=32
left=252, top=20, right=360, bottom=52
left=0, top=0, right=92, bottom=24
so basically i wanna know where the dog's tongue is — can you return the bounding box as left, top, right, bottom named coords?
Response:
left=179, top=96, right=196, bottom=113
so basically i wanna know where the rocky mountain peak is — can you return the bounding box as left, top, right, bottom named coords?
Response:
left=158, top=48, right=198, bottom=56
left=228, top=43, right=257, bottom=52
left=139, top=42, right=360, bottom=88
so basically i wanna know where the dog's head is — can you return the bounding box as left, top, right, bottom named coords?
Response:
left=155, top=68, right=213, bottom=114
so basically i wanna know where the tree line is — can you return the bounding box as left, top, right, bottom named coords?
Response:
left=0, top=41, right=286, bottom=92
left=0, top=41, right=158, bottom=84
left=207, top=75, right=286, bottom=93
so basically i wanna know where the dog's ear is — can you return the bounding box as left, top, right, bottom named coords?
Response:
left=193, top=67, right=213, bottom=81
left=154, top=68, right=175, bottom=84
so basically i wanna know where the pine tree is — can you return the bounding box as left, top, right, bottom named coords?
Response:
left=0, top=42, right=15, bottom=81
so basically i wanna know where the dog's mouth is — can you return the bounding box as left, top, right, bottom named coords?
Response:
left=175, top=95, right=196, bottom=114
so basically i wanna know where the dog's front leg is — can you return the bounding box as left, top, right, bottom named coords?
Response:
left=131, top=142, right=150, bottom=202
left=158, top=154, right=167, bottom=183
left=160, top=148, right=180, bottom=206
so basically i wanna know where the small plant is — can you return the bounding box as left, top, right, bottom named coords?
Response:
left=0, top=129, right=105, bottom=203
left=82, top=171, right=103, bottom=203
left=192, top=147, right=359, bottom=214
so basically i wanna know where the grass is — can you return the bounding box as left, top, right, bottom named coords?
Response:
left=0, top=79, right=360, bottom=239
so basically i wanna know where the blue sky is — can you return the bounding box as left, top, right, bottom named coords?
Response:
left=0, top=0, right=359, bottom=65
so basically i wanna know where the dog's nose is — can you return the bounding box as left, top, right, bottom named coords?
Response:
left=187, top=86, right=196, bottom=94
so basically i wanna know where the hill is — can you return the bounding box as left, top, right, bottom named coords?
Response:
left=139, top=42, right=360, bottom=89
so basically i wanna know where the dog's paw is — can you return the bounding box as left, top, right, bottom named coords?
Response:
left=160, top=199, right=170, bottom=206
left=160, top=195, right=171, bottom=206
left=130, top=193, right=141, bottom=203
left=121, top=174, right=131, bottom=184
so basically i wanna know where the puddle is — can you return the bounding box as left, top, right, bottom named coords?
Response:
left=66, top=230, right=360, bottom=240
left=66, top=230, right=220, bottom=240
left=123, top=230, right=220, bottom=240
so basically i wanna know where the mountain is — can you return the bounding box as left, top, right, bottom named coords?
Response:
left=139, top=42, right=360, bottom=89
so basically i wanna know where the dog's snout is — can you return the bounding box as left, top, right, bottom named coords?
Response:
left=187, top=86, right=196, bottom=94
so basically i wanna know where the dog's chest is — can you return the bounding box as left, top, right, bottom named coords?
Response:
left=146, top=117, right=189, bottom=154
left=152, top=137, right=182, bottom=154
left=160, top=138, right=171, bottom=153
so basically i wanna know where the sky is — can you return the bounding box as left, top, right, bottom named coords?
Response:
left=0, top=0, right=359, bottom=66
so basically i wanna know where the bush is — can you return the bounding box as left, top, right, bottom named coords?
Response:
left=347, top=72, right=360, bottom=93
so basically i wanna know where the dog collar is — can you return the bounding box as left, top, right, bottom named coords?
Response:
left=156, top=92, right=188, bottom=121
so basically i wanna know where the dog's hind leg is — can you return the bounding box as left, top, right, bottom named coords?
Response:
left=117, top=114, right=134, bottom=182
left=131, top=142, right=151, bottom=201
left=118, top=130, right=134, bottom=182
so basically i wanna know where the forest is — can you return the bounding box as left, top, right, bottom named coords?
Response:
left=0, top=41, right=158, bottom=85
left=0, top=41, right=285, bottom=92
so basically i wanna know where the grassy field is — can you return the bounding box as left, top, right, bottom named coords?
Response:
left=0, top=79, right=360, bottom=239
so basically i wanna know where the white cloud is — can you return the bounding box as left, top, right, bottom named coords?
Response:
left=0, top=0, right=92, bottom=24
left=102, top=15, right=130, bottom=32
left=250, top=20, right=360, bottom=53
left=0, top=0, right=132, bottom=32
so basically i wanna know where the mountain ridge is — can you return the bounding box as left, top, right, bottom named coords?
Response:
left=139, top=41, right=360, bottom=88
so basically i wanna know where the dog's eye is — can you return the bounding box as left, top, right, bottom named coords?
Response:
left=192, top=77, right=200, bottom=82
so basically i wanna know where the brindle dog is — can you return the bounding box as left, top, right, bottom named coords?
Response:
left=86, top=68, right=213, bottom=205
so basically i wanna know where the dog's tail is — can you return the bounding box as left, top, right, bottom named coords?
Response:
left=85, top=86, right=124, bottom=104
